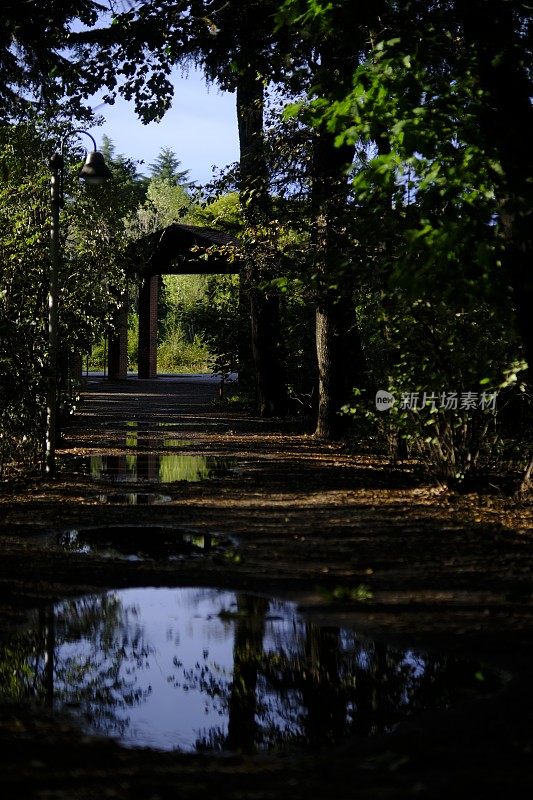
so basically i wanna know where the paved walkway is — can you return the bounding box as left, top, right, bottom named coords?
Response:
left=84, top=371, right=238, bottom=383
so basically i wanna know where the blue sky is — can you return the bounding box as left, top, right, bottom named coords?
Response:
left=87, top=68, right=239, bottom=186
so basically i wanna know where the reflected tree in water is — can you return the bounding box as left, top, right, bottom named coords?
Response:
left=85, top=453, right=234, bottom=483
left=226, top=594, right=268, bottom=753
left=183, top=596, right=489, bottom=752
left=0, top=594, right=153, bottom=737
left=0, top=589, right=492, bottom=753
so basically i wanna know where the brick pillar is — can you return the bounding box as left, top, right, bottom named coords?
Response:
left=138, top=275, right=158, bottom=379
left=108, top=292, right=129, bottom=380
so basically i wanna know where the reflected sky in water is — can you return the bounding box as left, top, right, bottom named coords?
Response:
left=0, top=588, right=497, bottom=753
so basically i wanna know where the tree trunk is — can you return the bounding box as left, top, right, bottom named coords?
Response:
left=311, top=126, right=364, bottom=438
left=460, top=0, right=533, bottom=371
left=315, top=293, right=365, bottom=439
left=236, top=68, right=288, bottom=416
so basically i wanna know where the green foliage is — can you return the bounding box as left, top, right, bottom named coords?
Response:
left=0, top=1, right=101, bottom=122
left=127, top=175, right=193, bottom=237
left=145, top=179, right=191, bottom=226
left=279, top=8, right=531, bottom=479
left=157, top=329, right=208, bottom=374
left=320, top=584, right=374, bottom=603
left=88, top=338, right=107, bottom=371
left=127, top=311, right=139, bottom=369
left=191, top=275, right=243, bottom=377
left=344, top=289, right=529, bottom=483
left=186, top=192, right=242, bottom=232
left=163, top=274, right=208, bottom=310
left=0, top=123, right=140, bottom=473
left=157, top=275, right=209, bottom=373
left=278, top=276, right=316, bottom=410
left=0, top=124, right=53, bottom=471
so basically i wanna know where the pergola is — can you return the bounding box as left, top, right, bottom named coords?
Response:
left=107, top=223, right=241, bottom=379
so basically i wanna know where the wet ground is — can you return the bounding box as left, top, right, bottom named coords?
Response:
left=0, top=375, right=533, bottom=798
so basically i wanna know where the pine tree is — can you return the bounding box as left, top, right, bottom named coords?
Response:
left=148, top=147, right=191, bottom=186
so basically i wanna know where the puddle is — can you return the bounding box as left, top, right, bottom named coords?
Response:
left=103, top=421, right=227, bottom=431
left=62, top=454, right=236, bottom=483
left=55, top=527, right=226, bottom=560
left=127, top=421, right=227, bottom=429
left=155, top=421, right=230, bottom=430
left=0, top=588, right=500, bottom=754
left=96, top=493, right=172, bottom=505
left=123, top=431, right=192, bottom=449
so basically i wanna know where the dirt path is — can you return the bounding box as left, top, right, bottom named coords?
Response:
left=0, top=376, right=532, bottom=798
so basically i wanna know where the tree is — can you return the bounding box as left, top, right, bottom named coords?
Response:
left=458, top=0, right=533, bottom=372
left=0, top=1, right=103, bottom=122
left=290, top=0, right=530, bottom=479
left=191, top=274, right=242, bottom=380
left=286, top=0, right=532, bottom=378
left=0, top=123, right=50, bottom=471
left=0, top=122, right=144, bottom=472
left=191, top=0, right=292, bottom=415
left=149, top=146, right=192, bottom=186
left=277, top=0, right=388, bottom=437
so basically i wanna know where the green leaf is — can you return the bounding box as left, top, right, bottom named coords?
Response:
left=283, top=102, right=304, bottom=120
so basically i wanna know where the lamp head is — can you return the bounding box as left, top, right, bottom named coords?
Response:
left=79, top=150, right=112, bottom=184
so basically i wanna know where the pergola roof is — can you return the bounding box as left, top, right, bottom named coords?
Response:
left=132, top=222, right=242, bottom=276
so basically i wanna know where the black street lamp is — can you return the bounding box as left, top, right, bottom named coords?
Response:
left=45, top=129, right=112, bottom=475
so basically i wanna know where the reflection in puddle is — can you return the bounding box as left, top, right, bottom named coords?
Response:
left=126, top=421, right=226, bottom=429
left=124, top=430, right=138, bottom=448
left=97, top=493, right=172, bottom=505
left=56, top=528, right=224, bottom=560
left=65, top=454, right=235, bottom=483
left=124, top=432, right=192, bottom=449
left=1, top=588, right=499, bottom=754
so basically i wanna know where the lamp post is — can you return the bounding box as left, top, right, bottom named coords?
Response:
left=45, top=129, right=112, bottom=476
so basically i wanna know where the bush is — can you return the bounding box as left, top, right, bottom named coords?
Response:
left=344, top=295, right=530, bottom=487
left=157, top=329, right=208, bottom=373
